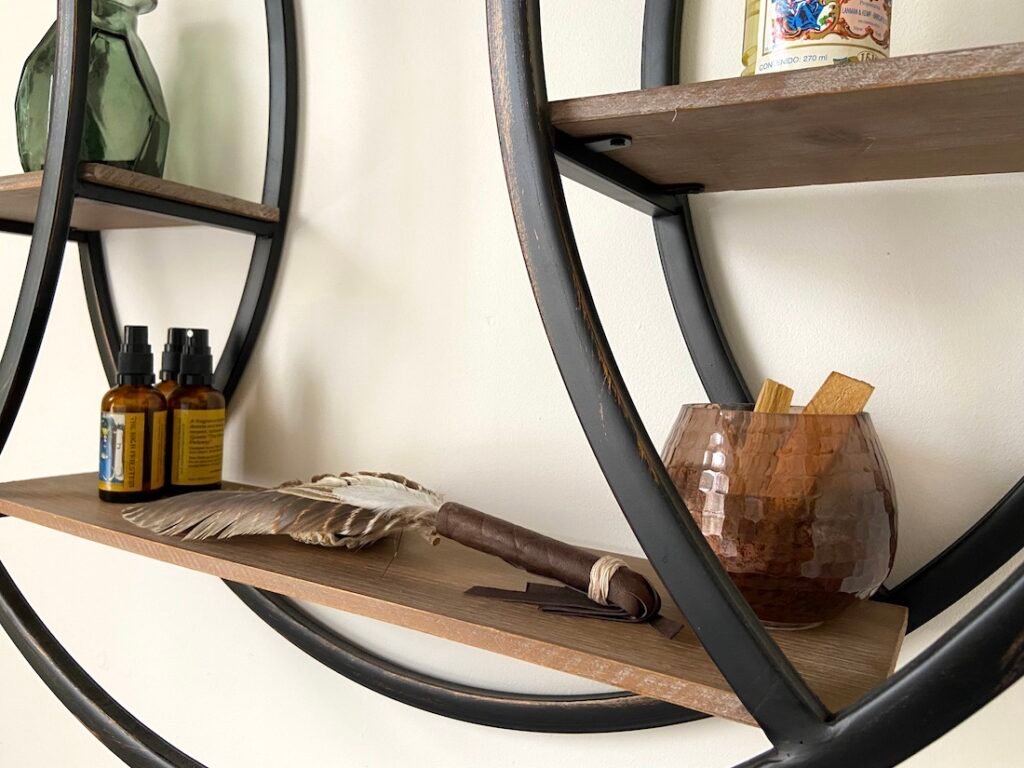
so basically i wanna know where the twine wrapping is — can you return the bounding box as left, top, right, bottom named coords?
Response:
left=587, top=555, right=627, bottom=605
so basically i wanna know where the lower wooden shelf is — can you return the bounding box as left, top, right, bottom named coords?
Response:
left=0, top=473, right=907, bottom=726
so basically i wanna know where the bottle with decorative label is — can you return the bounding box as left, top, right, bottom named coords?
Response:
left=742, top=0, right=760, bottom=76
left=167, top=329, right=225, bottom=494
left=755, top=0, right=891, bottom=76
left=98, top=326, right=167, bottom=502
left=156, top=327, right=187, bottom=399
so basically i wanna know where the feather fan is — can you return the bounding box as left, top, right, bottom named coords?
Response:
left=124, top=472, right=442, bottom=549
left=123, top=472, right=666, bottom=624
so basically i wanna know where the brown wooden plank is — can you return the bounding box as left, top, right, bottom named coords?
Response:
left=0, top=473, right=907, bottom=725
left=551, top=43, right=1024, bottom=192
left=0, top=164, right=278, bottom=231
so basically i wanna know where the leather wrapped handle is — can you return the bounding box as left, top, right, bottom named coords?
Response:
left=436, top=502, right=661, bottom=621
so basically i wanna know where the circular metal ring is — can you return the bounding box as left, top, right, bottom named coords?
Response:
left=76, top=0, right=706, bottom=734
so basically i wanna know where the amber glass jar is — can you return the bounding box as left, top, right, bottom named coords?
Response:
left=98, top=326, right=167, bottom=503
left=167, top=330, right=225, bottom=494
left=662, top=404, right=897, bottom=629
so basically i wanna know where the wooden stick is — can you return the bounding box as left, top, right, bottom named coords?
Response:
left=804, top=372, right=875, bottom=415
left=754, top=379, right=795, bottom=413
left=763, top=371, right=875, bottom=498
left=742, top=380, right=794, bottom=496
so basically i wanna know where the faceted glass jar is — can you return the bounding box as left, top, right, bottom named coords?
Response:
left=16, top=0, right=169, bottom=176
left=662, top=404, right=897, bottom=629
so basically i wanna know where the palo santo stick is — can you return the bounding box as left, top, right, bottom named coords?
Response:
left=803, top=372, right=874, bottom=415
left=740, top=380, right=794, bottom=496
left=764, top=371, right=876, bottom=498
left=754, top=379, right=795, bottom=413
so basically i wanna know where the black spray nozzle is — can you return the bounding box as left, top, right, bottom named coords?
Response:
left=117, top=325, right=155, bottom=384
left=160, top=327, right=189, bottom=379
left=178, top=328, right=214, bottom=386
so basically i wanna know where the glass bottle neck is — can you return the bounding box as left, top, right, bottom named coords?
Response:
left=93, top=0, right=156, bottom=32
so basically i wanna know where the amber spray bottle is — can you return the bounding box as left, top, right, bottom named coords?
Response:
left=168, top=329, right=226, bottom=494
left=157, top=327, right=188, bottom=399
left=98, top=326, right=167, bottom=502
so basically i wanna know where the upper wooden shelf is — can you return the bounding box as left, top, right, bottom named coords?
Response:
left=551, top=43, right=1024, bottom=193
left=0, top=163, right=279, bottom=234
left=0, top=473, right=907, bottom=726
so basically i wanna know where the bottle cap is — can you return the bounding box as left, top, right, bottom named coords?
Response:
left=178, top=328, right=214, bottom=387
left=117, top=325, right=155, bottom=385
left=160, top=327, right=188, bottom=380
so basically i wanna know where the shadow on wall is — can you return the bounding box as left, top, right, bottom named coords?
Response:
left=162, top=21, right=245, bottom=195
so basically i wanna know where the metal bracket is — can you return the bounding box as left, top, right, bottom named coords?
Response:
left=581, top=134, right=632, bottom=152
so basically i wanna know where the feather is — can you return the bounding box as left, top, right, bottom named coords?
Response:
left=123, top=472, right=444, bottom=549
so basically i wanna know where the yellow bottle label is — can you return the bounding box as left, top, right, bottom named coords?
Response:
left=172, top=409, right=225, bottom=486
left=150, top=410, right=166, bottom=489
left=98, top=412, right=146, bottom=492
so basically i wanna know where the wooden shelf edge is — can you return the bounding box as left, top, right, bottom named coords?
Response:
left=0, top=473, right=909, bottom=726
left=550, top=42, right=1024, bottom=192
left=0, top=164, right=279, bottom=231
left=551, top=42, right=1024, bottom=124
left=79, top=164, right=280, bottom=224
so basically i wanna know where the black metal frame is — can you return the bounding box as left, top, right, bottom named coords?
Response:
left=0, top=0, right=90, bottom=455
left=67, top=0, right=705, bottom=740
left=489, top=0, right=829, bottom=749
left=639, top=0, right=751, bottom=406
left=487, top=0, right=1024, bottom=764
left=0, top=2, right=701, bottom=763
left=0, top=548, right=208, bottom=768
left=0, top=1, right=286, bottom=765
left=227, top=582, right=703, bottom=733
left=2, top=0, right=1023, bottom=765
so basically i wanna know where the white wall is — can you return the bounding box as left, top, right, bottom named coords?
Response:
left=1, top=1, right=1022, bottom=765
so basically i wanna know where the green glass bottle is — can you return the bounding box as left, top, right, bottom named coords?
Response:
left=16, top=0, right=170, bottom=177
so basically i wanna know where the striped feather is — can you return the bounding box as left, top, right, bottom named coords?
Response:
left=123, top=473, right=443, bottom=549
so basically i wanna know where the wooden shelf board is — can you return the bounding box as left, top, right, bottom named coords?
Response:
left=551, top=43, right=1024, bottom=192
left=0, top=164, right=279, bottom=231
left=0, top=473, right=907, bottom=726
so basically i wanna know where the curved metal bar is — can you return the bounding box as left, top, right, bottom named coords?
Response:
left=651, top=191, right=751, bottom=403
left=0, top=0, right=91, bottom=454
left=643, top=0, right=749, bottom=405
left=486, top=0, right=829, bottom=749
left=0, top=3, right=201, bottom=766
left=639, top=0, right=681, bottom=89
left=76, top=0, right=699, bottom=737
left=215, top=0, right=706, bottom=734
left=738, top=557, right=1024, bottom=767
left=79, top=0, right=299, bottom=399
left=228, top=583, right=702, bottom=733
left=213, top=0, right=298, bottom=402
left=79, top=232, right=120, bottom=384
left=0, top=551, right=206, bottom=767
left=881, top=478, right=1024, bottom=630
left=641, top=0, right=750, bottom=404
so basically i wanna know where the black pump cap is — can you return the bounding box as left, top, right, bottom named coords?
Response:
left=117, top=325, right=155, bottom=385
left=178, top=329, right=214, bottom=387
left=160, top=327, right=188, bottom=380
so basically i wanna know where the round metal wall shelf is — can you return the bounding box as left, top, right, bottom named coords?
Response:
left=486, top=0, right=1024, bottom=764
left=0, top=1, right=1022, bottom=766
